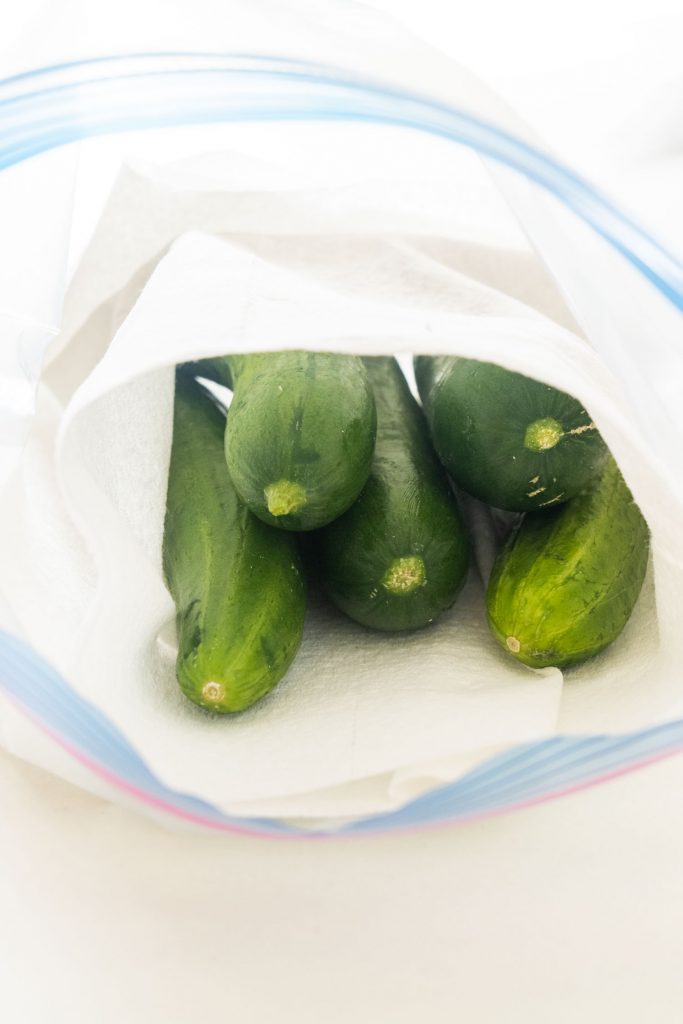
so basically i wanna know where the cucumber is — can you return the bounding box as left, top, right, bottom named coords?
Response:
left=311, top=357, right=470, bottom=631
left=486, top=458, right=649, bottom=669
left=414, top=356, right=608, bottom=512
left=163, top=370, right=306, bottom=713
left=191, top=351, right=377, bottom=531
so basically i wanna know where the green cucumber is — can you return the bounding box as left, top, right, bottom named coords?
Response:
left=191, top=351, right=377, bottom=531
left=163, top=370, right=306, bottom=713
left=486, top=457, right=649, bottom=669
left=414, top=356, right=608, bottom=512
left=311, top=357, right=470, bottom=631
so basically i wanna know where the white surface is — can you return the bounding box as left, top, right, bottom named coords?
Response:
left=3, top=745, right=683, bottom=1023
left=3, top=0, right=683, bottom=1020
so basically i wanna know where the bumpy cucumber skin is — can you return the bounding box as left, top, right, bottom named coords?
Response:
left=163, top=371, right=306, bottom=713
left=414, top=356, right=608, bottom=512
left=486, top=458, right=649, bottom=669
left=195, top=351, right=377, bottom=531
left=312, top=357, right=470, bottom=631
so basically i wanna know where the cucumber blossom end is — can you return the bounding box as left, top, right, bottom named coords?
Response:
left=201, top=681, right=226, bottom=705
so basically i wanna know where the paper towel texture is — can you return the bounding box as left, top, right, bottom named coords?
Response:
left=0, top=157, right=679, bottom=819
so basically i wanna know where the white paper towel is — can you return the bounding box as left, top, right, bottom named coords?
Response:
left=0, top=155, right=679, bottom=821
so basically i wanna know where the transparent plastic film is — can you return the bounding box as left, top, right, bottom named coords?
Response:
left=1, top=1, right=682, bottom=836
left=1, top=7, right=682, bottom=485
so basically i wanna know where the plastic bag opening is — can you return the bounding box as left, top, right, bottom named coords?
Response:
left=1, top=10, right=683, bottom=836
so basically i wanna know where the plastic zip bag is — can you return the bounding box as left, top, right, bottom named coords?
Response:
left=1, top=1, right=683, bottom=836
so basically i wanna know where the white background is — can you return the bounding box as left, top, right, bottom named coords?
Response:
left=2, top=1, right=683, bottom=1021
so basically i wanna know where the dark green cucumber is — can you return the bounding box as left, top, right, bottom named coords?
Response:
left=163, top=370, right=306, bottom=713
left=486, top=458, right=649, bottom=669
left=191, top=351, right=377, bottom=531
left=414, top=356, right=608, bottom=512
left=311, top=357, right=470, bottom=631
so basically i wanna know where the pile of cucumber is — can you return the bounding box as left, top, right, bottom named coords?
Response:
left=163, top=350, right=649, bottom=714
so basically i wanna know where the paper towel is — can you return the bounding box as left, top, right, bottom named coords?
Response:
left=0, top=155, right=679, bottom=820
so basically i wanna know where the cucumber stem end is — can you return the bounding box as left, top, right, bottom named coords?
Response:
left=524, top=417, right=563, bottom=452
left=264, top=480, right=307, bottom=517
left=382, top=556, right=427, bottom=595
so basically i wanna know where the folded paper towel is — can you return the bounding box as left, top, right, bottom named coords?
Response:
left=0, top=157, right=678, bottom=821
